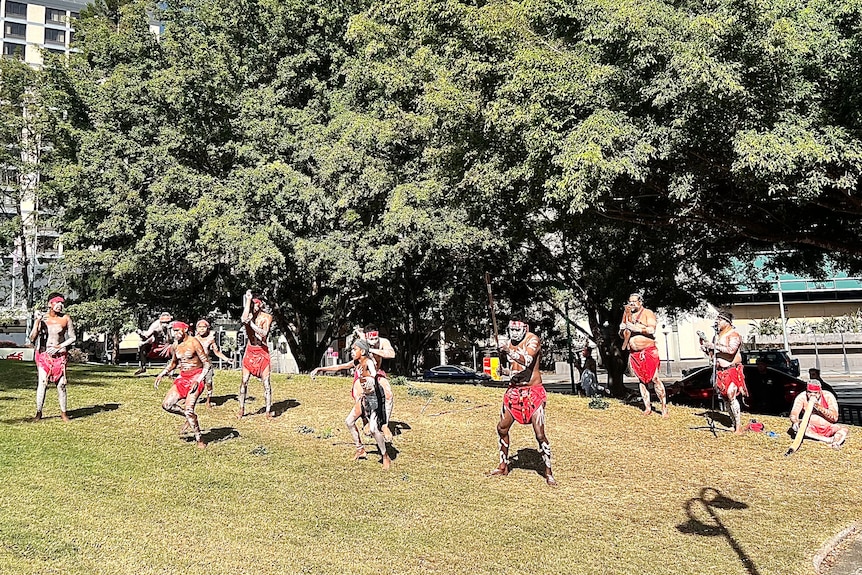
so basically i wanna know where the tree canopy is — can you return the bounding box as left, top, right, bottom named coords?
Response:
left=12, top=0, right=862, bottom=378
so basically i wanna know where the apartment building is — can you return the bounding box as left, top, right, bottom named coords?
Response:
left=1, top=0, right=85, bottom=66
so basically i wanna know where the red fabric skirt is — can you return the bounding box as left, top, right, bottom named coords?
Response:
left=174, top=368, right=204, bottom=399
left=35, top=350, right=67, bottom=383
left=242, top=345, right=270, bottom=378
left=503, top=384, right=547, bottom=425
left=715, top=364, right=748, bottom=397
left=629, top=344, right=660, bottom=384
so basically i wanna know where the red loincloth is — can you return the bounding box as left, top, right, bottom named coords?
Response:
left=174, top=368, right=204, bottom=399
left=35, top=350, right=67, bottom=383
left=503, top=384, right=547, bottom=425
left=715, top=363, right=749, bottom=397
left=629, top=344, right=660, bottom=384
left=242, top=344, right=270, bottom=378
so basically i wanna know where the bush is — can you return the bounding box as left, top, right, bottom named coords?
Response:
left=67, top=348, right=89, bottom=364
left=391, top=376, right=407, bottom=386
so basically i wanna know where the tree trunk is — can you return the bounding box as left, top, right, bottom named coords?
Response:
left=112, top=332, right=120, bottom=365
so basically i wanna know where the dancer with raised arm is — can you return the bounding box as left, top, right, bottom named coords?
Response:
left=30, top=293, right=76, bottom=422
left=238, top=291, right=273, bottom=419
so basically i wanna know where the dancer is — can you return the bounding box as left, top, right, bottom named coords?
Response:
left=620, top=293, right=667, bottom=417
left=789, top=381, right=848, bottom=449
left=194, top=319, right=232, bottom=408
left=29, top=293, right=76, bottom=421
left=134, top=311, right=173, bottom=375
left=311, top=339, right=391, bottom=470
left=238, top=290, right=273, bottom=419
left=359, top=324, right=396, bottom=441
left=700, top=310, right=749, bottom=434
left=155, top=321, right=211, bottom=448
left=491, top=319, right=556, bottom=486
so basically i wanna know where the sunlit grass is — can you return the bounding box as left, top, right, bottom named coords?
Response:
left=0, top=362, right=859, bottom=575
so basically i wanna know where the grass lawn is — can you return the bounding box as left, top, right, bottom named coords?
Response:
left=0, top=361, right=859, bottom=575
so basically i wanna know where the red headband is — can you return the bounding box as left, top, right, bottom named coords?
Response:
left=807, top=381, right=822, bottom=392
left=171, top=321, right=189, bottom=331
left=252, top=298, right=262, bottom=305
left=49, top=296, right=64, bottom=305
left=365, top=331, right=379, bottom=338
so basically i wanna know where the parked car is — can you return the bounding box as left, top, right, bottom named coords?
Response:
left=423, top=365, right=492, bottom=383
left=741, top=349, right=800, bottom=377
left=677, top=363, right=832, bottom=414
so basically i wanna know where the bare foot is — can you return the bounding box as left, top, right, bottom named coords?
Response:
left=60, top=412, right=70, bottom=422
left=382, top=455, right=391, bottom=471
left=236, top=409, right=244, bottom=420
left=642, top=409, right=652, bottom=416
left=32, top=411, right=42, bottom=422
left=489, top=463, right=509, bottom=477
left=661, top=409, right=669, bottom=419
left=265, top=411, right=274, bottom=419
left=734, top=428, right=745, bottom=435
left=546, top=472, right=558, bottom=487
left=179, top=421, right=191, bottom=435
left=206, top=400, right=213, bottom=409
left=383, top=426, right=394, bottom=443
left=353, top=447, right=367, bottom=461
left=196, top=441, right=206, bottom=449
left=133, top=367, right=146, bottom=376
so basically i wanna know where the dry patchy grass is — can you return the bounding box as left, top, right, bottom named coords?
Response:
left=0, top=362, right=860, bottom=575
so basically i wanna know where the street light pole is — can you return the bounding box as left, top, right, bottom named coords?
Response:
left=663, top=324, right=672, bottom=377
left=565, top=301, right=576, bottom=395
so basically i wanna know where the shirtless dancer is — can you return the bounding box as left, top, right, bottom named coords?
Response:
left=194, top=319, right=232, bottom=408
left=699, top=310, right=749, bottom=434
left=134, top=312, right=173, bottom=375
left=491, top=319, right=556, bottom=486
left=29, top=293, right=76, bottom=421
left=620, top=293, right=668, bottom=417
left=238, top=290, right=273, bottom=419
left=311, top=339, right=391, bottom=470
left=359, top=324, right=395, bottom=441
left=155, top=321, right=211, bottom=448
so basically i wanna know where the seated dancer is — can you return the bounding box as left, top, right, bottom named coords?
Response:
left=134, top=312, right=173, bottom=376
left=155, top=321, right=211, bottom=449
left=29, top=293, right=76, bottom=422
left=620, top=293, right=667, bottom=417
left=359, top=324, right=396, bottom=441
left=238, top=290, right=273, bottom=419
left=194, top=319, right=233, bottom=408
left=491, top=319, right=556, bottom=486
left=789, top=380, right=849, bottom=449
left=699, top=310, right=749, bottom=434
left=311, top=339, right=391, bottom=470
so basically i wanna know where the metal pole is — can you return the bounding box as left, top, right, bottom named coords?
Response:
left=663, top=325, right=672, bottom=377
left=565, top=301, right=576, bottom=395
left=812, top=327, right=820, bottom=371
left=841, top=330, right=850, bottom=374
left=776, top=275, right=790, bottom=352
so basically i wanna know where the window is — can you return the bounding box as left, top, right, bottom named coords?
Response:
left=4, top=1, right=27, bottom=18
left=2, top=42, right=24, bottom=59
left=4, top=22, right=26, bottom=39
left=70, top=12, right=79, bottom=20
left=44, top=28, right=65, bottom=44
left=45, top=8, right=66, bottom=23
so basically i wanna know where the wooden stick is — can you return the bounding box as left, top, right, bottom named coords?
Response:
left=785, top=398, right=816, bottom=456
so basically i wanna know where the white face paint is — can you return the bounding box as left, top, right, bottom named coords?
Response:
left=507, top=321, right=527, bottom=343
left=365, top=331, right=379, bottom=347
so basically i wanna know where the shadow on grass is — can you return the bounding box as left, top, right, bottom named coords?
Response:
left=181, top=427, right=240, bottom=445
left=256, top=399, right=300, bottom=417
left=677, top=487, right=760, bottom=575
left=509, top=448, right=545, bottom=478
left=66, top=403, right=121, bottom=420
left=1, top=402, right=121, bottom=424
left=387, top=420, right=411, bottom=438
left=689, top=410, right=735, bottom=436
left=198, top=394, right=234, bottom=408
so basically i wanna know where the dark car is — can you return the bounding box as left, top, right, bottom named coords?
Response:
left=677, top=363, right=832, bottom=414
left=741, top=349, right=800, bottom=377
left=423, top=365, right=492, bottom=383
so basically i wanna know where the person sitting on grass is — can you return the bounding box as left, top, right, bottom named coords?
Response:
left=311, top=339, right=390, bottom=470
left=789, top=380, right=849, bottom=449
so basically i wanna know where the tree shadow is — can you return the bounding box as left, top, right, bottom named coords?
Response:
left=510, top=448, right=546, bottom=478
left=256, top=399, right=300, bottom=417
left=677, top=487, right=760, bottom=575
left=181, top=427, right=240, bottom=445
left=66, top=403, right=121, bottom=420
left=690, top=410, right=735, bottom=436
